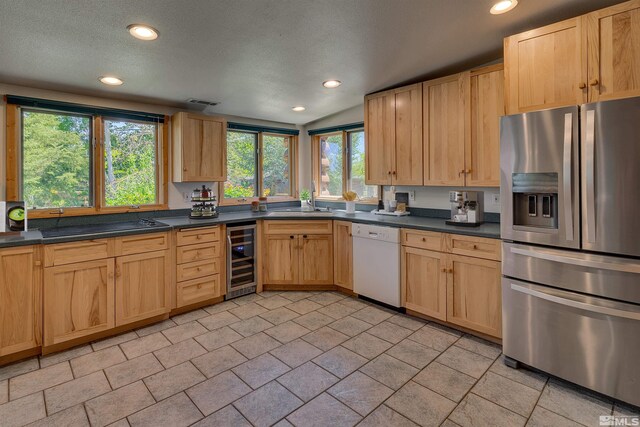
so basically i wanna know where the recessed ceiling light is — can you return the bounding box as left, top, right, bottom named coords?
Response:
left=323, top=80, right=342, bottom=88
left=292, top=106, right=306, bottom=112
left=127, top=24, right=159, bottom=40
left=490, top=0, right=518, bottom=14
left=99, top=76, right=124, bottom=86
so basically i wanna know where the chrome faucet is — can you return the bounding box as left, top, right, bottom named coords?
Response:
left=308, top=180, right=317, bottom=211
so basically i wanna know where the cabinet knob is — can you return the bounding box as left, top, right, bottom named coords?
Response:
left=421, top=237, right=426, bottom=242
left=290, top=235, right=294, bottom=239
left=441, top=268, right=447, bottom=273
left=472, top=244, right=478, bottom=249
left=465, top=169, right=472, bottom=174
left=589, top=78, right=599, bottom=86
left=578, top=82, right=587, bottom=89
left=196, top=235, right=202, bottom=240
left=183, top=168, right=188, bottom=171
left=448, top=268, right=453, bottom=273
left=458, top=169, right=466, bottom=177
left=387, top=171, right=391, bottom=175
left=303, top=235, right=308, bottom=239
left=349, top=233, right=352, bottom=237
left=197, top=267, right=202, bottom=271
left=392, top=171, right=397, bottom=175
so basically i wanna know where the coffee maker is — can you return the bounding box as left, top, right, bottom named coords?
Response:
left=446, top=191, right=484, bottom=226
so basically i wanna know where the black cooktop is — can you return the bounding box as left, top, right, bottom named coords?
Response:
left=40, top=219, right=168, bottom=238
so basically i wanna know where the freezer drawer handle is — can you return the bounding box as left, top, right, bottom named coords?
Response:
left=585, top=109, right=596, bottom=243
left=510, top=283, right=640, bottom=321
left=562, top=113, right=574, bottom=241
left=510, top=246, right=640, bottom=274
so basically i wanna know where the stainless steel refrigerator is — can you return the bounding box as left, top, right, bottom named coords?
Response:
left=500, top=96, right=640, bottom=407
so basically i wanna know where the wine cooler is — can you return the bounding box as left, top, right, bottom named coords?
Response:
left=226, top=222, right=257, bottom=299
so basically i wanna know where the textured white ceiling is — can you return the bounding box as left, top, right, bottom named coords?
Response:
left=0, top=0, right=621, bottom=124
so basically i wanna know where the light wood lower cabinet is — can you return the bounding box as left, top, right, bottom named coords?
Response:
left=333, top=221, right=353, bottom=290
left=263, top=234, right=299, bottom=285
left=299, top=234, right=333, bottom=285
left=0, top=246, right=41, bottom=357
left=44, top=259, right=115, bottom=347
left=401, top=246, right=447, bottom=321
left=115, top=250, right=170, bottom=326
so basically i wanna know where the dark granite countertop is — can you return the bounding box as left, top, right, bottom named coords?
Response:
left=0, top=231, right=44, bottom=249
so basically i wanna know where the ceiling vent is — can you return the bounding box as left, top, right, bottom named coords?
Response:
left=186, top=98, right=219, bottom=107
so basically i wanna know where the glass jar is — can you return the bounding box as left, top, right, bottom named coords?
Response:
left=258, top=196, right=268, bottom=212
left=191, top=188, right=201, bottom=201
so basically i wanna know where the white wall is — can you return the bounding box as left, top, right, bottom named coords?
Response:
left=0, top=83, right=298, bottom=209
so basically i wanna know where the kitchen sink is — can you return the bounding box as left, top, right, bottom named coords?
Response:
left=267, top=209, right=334, bottom=217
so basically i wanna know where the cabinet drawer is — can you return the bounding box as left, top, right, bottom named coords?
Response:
left=446, top=234, right=501, bottom=261
left=176, top=242, right=221, bottom=264
left=44, top=239, right=114, bottom=267
left=177, top=226, right=221, bottom=246
left=176, top=275, right=222, bottom=308
left=115, top=232, right=169, bottom=256
left=177, top=258, right=221, bottom=282
left=263, top=220, right=333, bottom=235
left=402, top=229, right=444, bottom=251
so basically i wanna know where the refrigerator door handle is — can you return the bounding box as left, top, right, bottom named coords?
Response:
left=585, top=109, right=596, bottom=243
left=510, top=282, right=640, bottom=321
left=510, top=246, right=640, bottom=274
left=562, top=113, right=574, bottom=241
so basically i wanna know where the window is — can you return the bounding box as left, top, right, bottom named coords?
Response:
left=222, top=130, right=297, bottom=203
left=6, top=97, right=167, bottom=216
left=313, top=128, right=378, bottom=201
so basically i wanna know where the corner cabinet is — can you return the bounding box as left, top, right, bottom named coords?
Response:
left=172, top=112, right=227, bottom=182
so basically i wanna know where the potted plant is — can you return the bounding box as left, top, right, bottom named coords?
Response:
left=343, top=191, right=358, bottom=214
left=300, top=189, right=311, bottom=209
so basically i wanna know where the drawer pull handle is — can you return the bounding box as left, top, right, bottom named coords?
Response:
left=578, top=82, right=587, bottom=89
left=196, top=235, right=202, bottom=240
left=472, top=244, right=478, bottom=249
left=421, top=237, right=426, bottom=242
left=441, top=268, right=447, bottom=273
left=589, top=78, right=599, bottom=86
left=197, top=267, right=202, bottom=271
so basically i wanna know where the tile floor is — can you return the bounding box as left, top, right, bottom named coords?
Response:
left=0, top=291, right=637, bottom=427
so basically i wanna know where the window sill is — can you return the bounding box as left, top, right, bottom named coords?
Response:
left=27, top=204, right=169, bottom=219
left=314, top=197, right=378, bottom=205
left=219, top=196, right=298, bottom=206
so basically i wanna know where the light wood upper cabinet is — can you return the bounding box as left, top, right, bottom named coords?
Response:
left=423, top=73, right=468, bottom=186
left=365, top=92, right=394, bottom=185
left=468, top=65, right=504, bottom=187
left=586, top=0, right=640, bottom=102
left=299, top=234, right=333, bottom=285
left=115, top=250, right=170, bottom=326
left=44, top=259, right=115, bottom=347
left=333, top=221, right=353, bottom=290
left=263, top=234, right=299, bottom=285
left=172, top=112, right=227, bottom=182
left=401, top=246, right=446, bottom=321
left=0, top=246, right=41, bottom=357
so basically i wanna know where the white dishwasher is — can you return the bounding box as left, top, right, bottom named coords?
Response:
left=352, top=223, right=401, bottom=307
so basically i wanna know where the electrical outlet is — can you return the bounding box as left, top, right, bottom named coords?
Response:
left=409, top=191, right=416, bottom=202
left=183, top=192, right=191, bottom=202
left=492, top=194, right=500, bottom=204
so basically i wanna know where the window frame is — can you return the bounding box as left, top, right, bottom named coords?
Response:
left=219, top=130, right=299, bottom=206
left=5, top=104, right=169, bottom=218
left=312, top=129, right=379, bottom=203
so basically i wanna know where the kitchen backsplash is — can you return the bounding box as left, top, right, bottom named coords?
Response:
left=383, top=186, right=501, bottom=213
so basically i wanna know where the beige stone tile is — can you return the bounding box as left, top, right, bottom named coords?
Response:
left=162, top=321, right=208, bottom=344
left=472, top=371, right=541, bottom=417
left=192, top=405, right=250, bottom=427
left=70, top=346, right=126, bottom=378
left=280, top=291, right=316, bottom=302
left=40, top=344, right=92, bottom=368
left=413, top=362, right=476, bottom=403
left=342, top=332, right=392, bottom=359
left=104, top=353, right=164, bottom=389
left=359, top=353, right=418, bottom=390
left=293, top=311, right=335, bottom=331
left=435, top=345, right=493, bottom=379
left=44, top=370, right=110, bottom=414
left=386, top=314, right=427, bottom=331
left=85, top=381, right=154, bottom=427
left=489, top=356, right=548, bottom=391
left=255, top=295, right=291, bottom=310
left=273, top=420, right=294, bottom=427
left=286, top=393, right=361, bottom=427
left=426, top=322, right=463, bottom=337
left=229, top=316, right=274, bottom=337
left=308, top=293, right=345, bottom=306
left=192, top=345, right=247, bottom=378
left=119, top=332, right=171, bottom=360
left=302, top=326, right=349, bottom=352
left=317, top=302, right=359, bottom=319
left=229, top=302, right=268, bottom=320
left=386, top=381, right=457, bottom=427
left=455, top=334, right=502, bottom=360
left=10, top=362, right=73, bottom=400
left=0, top=379, right=7, bottom=404
left=0, top=358, right=39, bottom=381
left=385, top=339, right=440, bottom=369
left=270, top=339, right=323, bottom=368
left=328, top=371, right=393, bottom=416
left=351, top=306, right=393, bottom=325
left=537, top=379, right=613, bottom=426
left=232, top=293, right=265, bottom=306
left=194, top=326, right=243, bottom=352
left=526, top=406, right=582, bottom=427
left=449, top=393, right=526, bottom=427
left=615, top=402, right=640, bottom=417
left=265, top=321, right=311, bottom=343
left=277, top=362, right=338, bottom=402
left=287, top=299, right=323, bottom=315
left=0, top=392, right=47, bottom=427
left=153, top=338, right=207, bottom=369
left=171, top=308, right=209, bottom=325
left=144, top=362, right=205, bottom=401
left=234, top=381, right=303, bottom=427
left=135, top=319, right=176, bottom=337
left=127, top=392, right=202, bottom=427
left=337, top=298, right=369, bottom=311
left=327, top=316, right=372, bottom=337
left=259, top=307, right=300, bottom=325
left=232, top=353, right=290, bottom=389
left=186, top=371, right=251, bottom=416
left=202, top=300, right=238, bottom=315
left=26, top=404, right=89, bottom=427
left=91, top=332, right=138, bottom=352
left=313, top=346, right=367, bottom=378
left=231, top=332, right=282, bottom=359
left=358, top=405, right=419, bottom=427
left=198, top=310, right=241, bottom=331
left=367, top=321, right=413, bottom=344
left=407, top=325, right=459, bottom=352
left=108, top=419, right=130, bottom=427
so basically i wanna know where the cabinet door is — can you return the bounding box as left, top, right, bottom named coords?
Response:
left=586, top=1, right=640, bottom=102
left=401, top=247, right=446, bottom=321
left=393, top=85, right=423, bottom=185
left=299, top=234, right=334, bottom=285
left=467, top=65, right=504, bottom=187
left=504, top=17, right=586, bottom=114
left=333, top=221, right=353, bottom=290
left=446, top=255, right=502, bottom=338
left=364, top=93, right=393, bottom=185
left=0, top=246, right=40, bottom=357
left=174, top=113, right=226, bottom=182
left=44, top=259, right=115, bottom=346
left=116, top=250, right=170, bottom=326
left=263, top=234, right=298, bottom=285
left=423, top=73, right=468, bottom=186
